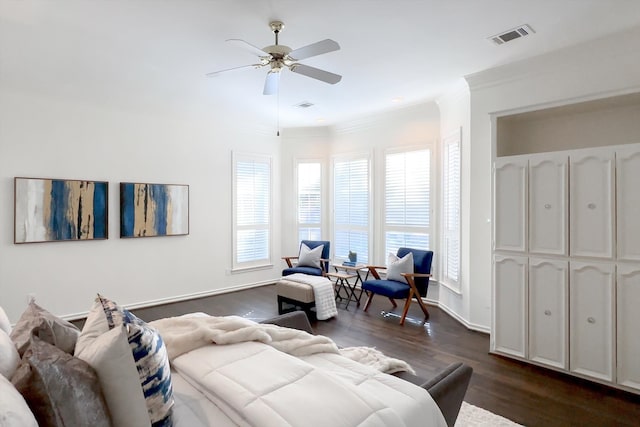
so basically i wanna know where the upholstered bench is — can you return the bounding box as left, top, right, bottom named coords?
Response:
left=276, top=279, right=316, bottom=319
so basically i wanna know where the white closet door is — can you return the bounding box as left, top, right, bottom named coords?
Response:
left=494, top=157, right=527, bottom=252
left=569, top=149, right=614, bottom=259
left=617, top=264, right=640, bottom=391
left=570, top=261, right=614, bottom=381
left=493, top=255, right=528, bottom=358
left=616, top=145, right=640, bottom=261
left=529, top=258, right=568, bottom=369
left=529, top=154, right=568, bottom=255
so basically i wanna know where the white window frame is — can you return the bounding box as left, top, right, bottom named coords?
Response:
left=383, top=145, right=434, bottom=259
left=441, top=128, right=462, bottom=292
left=295, top=159, right=323, bottom=242
left=331, top=153, right=372, bottom=264
left=231, top=151, right=272, bottom=271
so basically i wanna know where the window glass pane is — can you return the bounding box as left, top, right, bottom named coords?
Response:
left=385, top=150, right=429, bottom=227
left=443, top=133, right=461, bottom=283
left=234, top=155, right=271, bottom=267
left=335, top=230, right=369, bottom=264
left=236, top=229, right=269, bottom=263
left=384, top=149, right=431, bottom=258
left=299, top=227, right=321, bottom=242
left=385, top=232, right=429, bottom=259
left=297, top=163, right=321, bottom=224
left=334, top=157, right=369, bottom=263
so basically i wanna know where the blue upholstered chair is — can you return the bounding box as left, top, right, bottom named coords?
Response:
left=282, top=240, right=331, bottom=277
left=362, top=248, right=433, bottom=325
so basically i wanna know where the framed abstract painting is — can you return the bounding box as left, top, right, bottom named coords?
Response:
left=14, top=177, right=109, bottom=243
left=120, top=182, right=189, bottom=238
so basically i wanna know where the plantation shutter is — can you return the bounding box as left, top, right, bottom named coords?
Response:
left=384, top=149, right=430, bottom=257
left=443, top=133, right=461, bottom=285
left=234, top=154, right=271, bottom=267
left=297, top=162, right=322, bottom=241
left=334, top=158, right=369, bottom=263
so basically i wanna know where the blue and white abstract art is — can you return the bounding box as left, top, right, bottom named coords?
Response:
left=120, top=183, right=189, bottom=238
left=14, top=177, right=108, bottom=243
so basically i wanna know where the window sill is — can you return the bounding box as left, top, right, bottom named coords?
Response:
left=230, top=264, right=274, bottom=274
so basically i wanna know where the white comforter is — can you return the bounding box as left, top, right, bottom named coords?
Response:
left=153, top=316, right=446, bottom=427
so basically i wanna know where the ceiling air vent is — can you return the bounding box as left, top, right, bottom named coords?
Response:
left=489, top=24, right=535, bottom=45
left=295, top=101, right=314, bottom=109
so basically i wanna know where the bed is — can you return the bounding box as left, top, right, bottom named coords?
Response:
left=2, top=299, right=472, bottom=427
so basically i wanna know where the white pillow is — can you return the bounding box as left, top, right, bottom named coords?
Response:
left=75, top=326, right=150, bottom=427
left=386, top=252, right=414, bottom=283
left=0, top=330, right=19, bottom=379
left=75, top=296, right=174, bottom=426
left=298, top=243, right=324, bottom=269
left=0, top=306, right=11, bottom=335
left=0, top=374, right=38, bottom=427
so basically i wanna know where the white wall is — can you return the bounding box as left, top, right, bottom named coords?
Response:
left=0, top=87, right=281, bottom=323
left=465, top=25, right=640, bottom=330
left=435, top=80, right=475, bottom=328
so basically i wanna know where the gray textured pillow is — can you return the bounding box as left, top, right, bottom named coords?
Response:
left=11, top=336, right=112, bottom=427
left=386, top=252, right=414, bottom=283
left=10, top=301, right=80, bottom=357
left=298, top=243, right=324, bottom=269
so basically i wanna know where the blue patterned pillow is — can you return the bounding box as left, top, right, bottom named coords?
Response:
left=98, top=295, right=174, bottom=426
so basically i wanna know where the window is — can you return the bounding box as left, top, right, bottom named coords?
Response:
left=442, top=129, right=461, bottom=288
left=297, top=162, right=322, bottom=242
left=232, top=152, right=271, bottom=269
left=384, top=149, right=431, bottom=257
left=333, top=157, right=369, bottom=264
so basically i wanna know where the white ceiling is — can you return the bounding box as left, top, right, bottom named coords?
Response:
left=2, top=0, right=640, bottom=129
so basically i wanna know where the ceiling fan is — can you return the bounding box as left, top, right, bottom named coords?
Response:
left=206, top=21, right=342, bottom=95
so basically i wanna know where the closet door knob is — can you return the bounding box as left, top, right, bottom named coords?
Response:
left=544, top=204, right=551, bottom=209
left=544, top=309, right=551, bottom=316
left=587, top=203, right=596, bottom=209
left=587, top=317, right=596, bottom=324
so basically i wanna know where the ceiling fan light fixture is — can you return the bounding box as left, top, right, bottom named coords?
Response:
left=205, top=20, right=342, bottom=95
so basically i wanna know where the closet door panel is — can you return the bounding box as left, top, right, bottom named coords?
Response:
left=529, top=154, right=568, bottom=255
left=569, top=149, right=614, bottom=259
left=529, top=258, right=568, bottom=369
left=616, top=146, right=640, bottom=261
left=494, top=157, right=527, bottom=252
left=617, top=264, right=640, bottom=391
left=570, top=261, right=614, bottom=381
left=493, top=255, right=528, bottom=358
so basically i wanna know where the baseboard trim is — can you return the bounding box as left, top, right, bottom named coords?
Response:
left=436, top=300, right=490, bottom=334
left=62, top=280, right=276, bottom=322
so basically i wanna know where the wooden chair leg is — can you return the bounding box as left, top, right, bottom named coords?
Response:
left=363, top=292, right=375, bottom=311
left=399, top=290, right=414, bottom=325
left=415, top=294, right=430, bottom=319
left=388, top=297, right=398, bottom=308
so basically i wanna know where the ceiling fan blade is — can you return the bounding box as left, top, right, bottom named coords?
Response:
left=205, top=63, right=262, bottom=77
left=289, top=39, right=340, bottom=60
left=226, top=38, right=269, bottom=57
left=263, top=71, right=280, bottom=95
left=289, top=63, right=342, bottom=84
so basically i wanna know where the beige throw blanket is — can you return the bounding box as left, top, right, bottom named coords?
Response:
left=150, top=315, right=414, bottom=374
left=150, top=315, right=339, bottom=360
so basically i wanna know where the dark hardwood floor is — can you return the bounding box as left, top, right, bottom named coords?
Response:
left=125, top=285, right=639, bottom=427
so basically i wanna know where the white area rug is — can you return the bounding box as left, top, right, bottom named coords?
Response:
left=456, top=402, right=524, bottom=426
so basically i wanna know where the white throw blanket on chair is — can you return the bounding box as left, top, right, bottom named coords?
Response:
left=284, top=273, right=338, bottom=320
